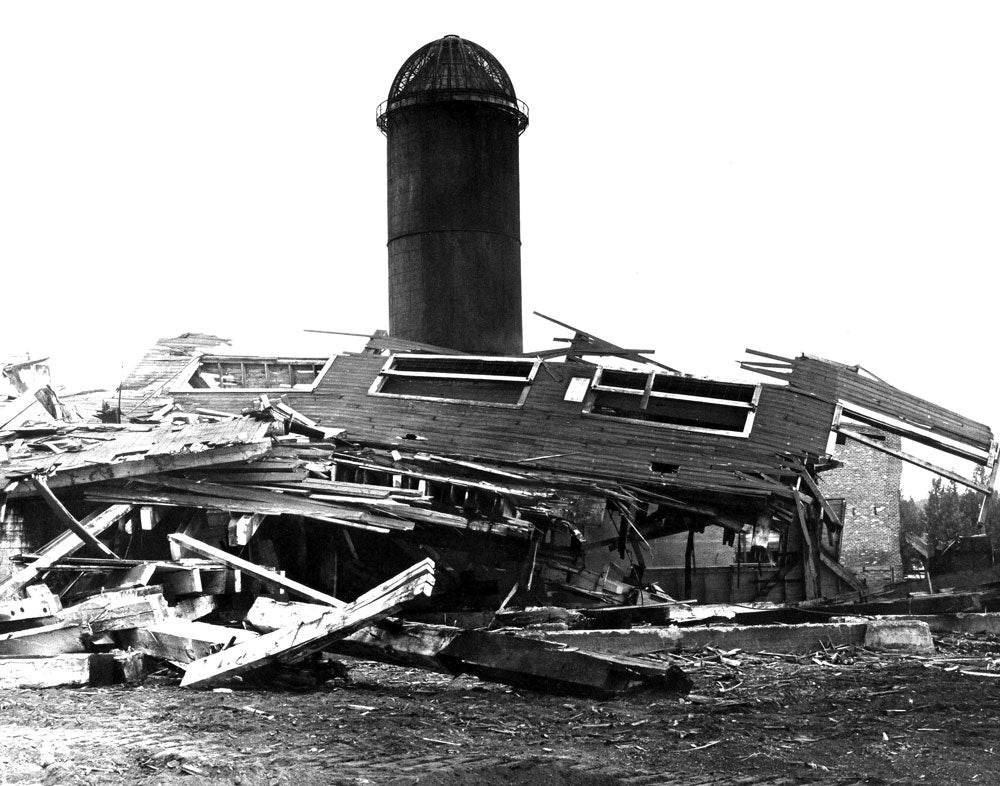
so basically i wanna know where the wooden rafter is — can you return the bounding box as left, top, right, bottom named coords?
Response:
left=528, top=312, right=678, bottom=373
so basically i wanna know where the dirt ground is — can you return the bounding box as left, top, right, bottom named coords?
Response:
left=3, top=633, right=1000, bottom=786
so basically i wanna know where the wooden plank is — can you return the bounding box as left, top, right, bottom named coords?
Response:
left=116, top=563, right=158, bottom=588
left=794, top=492, right=820, bottom=600
left=744, top=348, right=795, bottom=364
left=117, top=619, right=259, bottom=664
left=98, top=478, right=413, bottom=532
left=228, top=513, right=266, bottom=546
left=6, top=442, right=272, bottom=497
left=180, top=558, right=435, bottom=688
left=172, top=594, right=219, bottom=621
left=840, top=400, right=992, bottom=463
left=325, top=619, right=692, bottom=698
left=819, top=551, right=866, bottom=593
left=0, top=622, right=86, bottom=656
left=439, top=629, right=691, bottom=698
left=739, top=365, right=794, bottom=382
left=980, top=441, right=1000, bottom=524
left=0, top=586, right=61, bottom=623
left=31, top=477, right=119, bottom=558
left=58, top=590, right=169, bottom=635
left=87, top=487, right=402, bottom=534
left=139, top=506, right=158, bottom=531
left=0, top=653, right=92, bottom=688
left=168, top=532, right=346, bottom=608
left=156, top=567, right=203, bottom=598
left=270, top=478, right=424, bottom=498
left=245, top=597, right=327, bottom=632
left=191, top=471, right=310, bottom=485
left=795, top=467, right=842, bottom=528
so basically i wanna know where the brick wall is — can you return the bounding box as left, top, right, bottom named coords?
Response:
left=0, top=501, right=63, bottom=584
left=650, top=527, right=739, bottom=568
left=821, top=427, right=903, bottom=585
left=0, top=503, right=29, bottom=581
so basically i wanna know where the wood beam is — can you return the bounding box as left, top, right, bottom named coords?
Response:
left=794, top=491, right=820, bottom=600
left=818, top=551, right=866, bottom=594
left=246, top=603, right=691, bottom=699
left=839, top=400, right=992, bottom=463
left=168, top=532, right=345, bottom=608
left=744, top=348, right=795, bottom=364
left=32, top=477, right=118, bottom=558
left=228, top=513, right=266, bottom=546
left=117, top=619, right=259, bottom=665
left=5, top=442, right=272, bottom=499
left=794, top=467, right=842, bottom=528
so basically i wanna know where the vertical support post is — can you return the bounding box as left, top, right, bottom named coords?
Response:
left=684, top=522, right=696, bottom=600
left=794, top=489, right=821, bottom=600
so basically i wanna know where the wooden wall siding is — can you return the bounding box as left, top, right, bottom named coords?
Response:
left=160, top=352, right=840, bottom=495
left=117, top=334, right=232, bottom=415
left=788, top=357, right=993, bottom=451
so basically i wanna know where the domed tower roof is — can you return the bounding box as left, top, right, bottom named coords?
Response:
left=377, top=35, right=528, bottom=134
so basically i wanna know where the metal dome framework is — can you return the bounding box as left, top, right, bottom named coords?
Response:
left=377, top=35, right=528, bottom=134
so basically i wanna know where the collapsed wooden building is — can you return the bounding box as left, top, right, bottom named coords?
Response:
left=4, top=316, right=995, bottom=616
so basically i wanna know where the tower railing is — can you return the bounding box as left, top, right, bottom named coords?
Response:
left=377, top=91, right=529, bottom=135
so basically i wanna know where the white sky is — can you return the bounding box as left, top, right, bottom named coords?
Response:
left=2, top=2, right=998, bottom=496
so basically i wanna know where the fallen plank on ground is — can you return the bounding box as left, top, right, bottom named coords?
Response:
left=0, top=622, right=87, bottom=656
left=180, top=558, right=435, bottom=688
left=0, top=651, right=145, bottom=688
left=248, top=599, right=691, bottom=698
left=0, top=653, right=92, bottom=688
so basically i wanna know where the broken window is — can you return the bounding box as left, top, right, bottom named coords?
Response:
left=184, top=356, right=331, bottom=391
left=368, top=354, right=539, bottom=407
left=584, top=368, right=760, bottom=437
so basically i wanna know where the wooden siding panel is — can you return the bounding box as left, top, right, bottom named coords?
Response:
left=791, top=357, right=992, bottom=450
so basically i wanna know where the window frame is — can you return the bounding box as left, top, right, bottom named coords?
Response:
left=179, top=355, right=335, bottom=394
left=368, top=353, right=541, bottom=408
left=583, top=367, right=761, bottom=438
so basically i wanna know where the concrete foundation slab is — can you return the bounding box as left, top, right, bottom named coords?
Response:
left=527, top=621, right=868, bottom=656
left=863, top=619, right=935, bottom=654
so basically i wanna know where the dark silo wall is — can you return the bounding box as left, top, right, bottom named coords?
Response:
left=386, top=102, right=523, bottom=355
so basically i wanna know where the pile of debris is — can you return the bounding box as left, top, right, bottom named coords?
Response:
left=0, top=538, right=690, bottom=697
left=0, top=394, right=693, bottom=696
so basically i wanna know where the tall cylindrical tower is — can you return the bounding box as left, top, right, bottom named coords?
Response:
left=377, top=35, right=528, bottom=355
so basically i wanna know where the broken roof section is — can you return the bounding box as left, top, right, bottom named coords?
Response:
left=112, top=332, right=829, bottom=503
left=742, top=349, right=998, bottom=505
left=110, top=326, right=997, bottom=509
left=0, top=417, right=272, bottom=496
